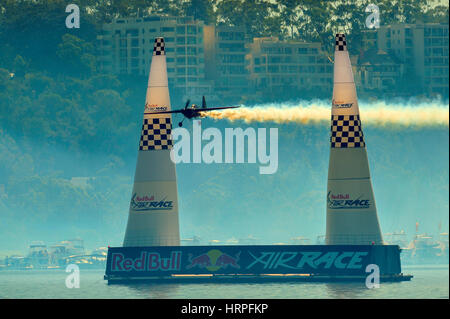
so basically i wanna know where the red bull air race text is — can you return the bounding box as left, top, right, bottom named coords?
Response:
left=111, top=251, right=181, bottom=272
left=105, top=245, right=405, bottom=282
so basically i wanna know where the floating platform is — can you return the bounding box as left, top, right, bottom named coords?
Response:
left=104, top=245, right=412, bottom=284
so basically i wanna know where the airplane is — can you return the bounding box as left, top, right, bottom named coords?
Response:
left=146, top=96, right=240, bottom=127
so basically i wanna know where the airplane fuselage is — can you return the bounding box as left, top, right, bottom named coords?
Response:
left=182, top=109, right=202, bottom=119
left=145, top=98, right=238, bottom=127
left=181, top=105, right=206, bottom=119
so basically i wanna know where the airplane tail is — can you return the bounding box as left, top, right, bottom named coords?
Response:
left=202, top=96, right=207, bottom=108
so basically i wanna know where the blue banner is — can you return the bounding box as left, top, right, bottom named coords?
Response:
left=105, top=245, right=401, bottom=278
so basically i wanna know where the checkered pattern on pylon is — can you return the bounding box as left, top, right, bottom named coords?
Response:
left=330, top=115, right=365, bottom=148
left=335, top=34, right=347, bottom=51
left=139, top=117, right=172, bottom=150
left=153, top=38, right=165, bottom=56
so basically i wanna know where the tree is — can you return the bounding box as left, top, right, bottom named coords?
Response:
left=0, top=68, right=11, bottom=87
left=56, top=34, right=96, bottom=76
left=12, top=55, right=28, bottom=77
left=216, top=0, right=280, bottom=38
left=183, top=0, right=216, bottom=24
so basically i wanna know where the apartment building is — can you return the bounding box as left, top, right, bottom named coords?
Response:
left=246, top=37, right=333, bottom=100
left=204, top=25, right=248, bottom=102
left=377, top=23, right=449, bottom=97
left=97, top=15, right=213, bottom=101
left=356, top=48, right=404, bottom=95
left=97, top=16, right=447, bottom=102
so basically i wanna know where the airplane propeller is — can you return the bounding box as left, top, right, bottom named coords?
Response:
left=184, top=99, right=190, bottom=110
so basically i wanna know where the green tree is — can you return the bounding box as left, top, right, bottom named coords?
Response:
left=56, top=34, right=96, bottom=76
left=0, top=68, right=11, bottom=87
left=183, top=0, right=216, bottom=24
left=216, top=0, right=280, bottom=38
left=12, top=55, right=28, bottom=77
left=0, top=0, right=97, bottom=71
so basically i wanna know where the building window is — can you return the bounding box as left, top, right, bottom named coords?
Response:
left=187, top=47, right=197, bottom=55
left=187, top=36, right=197, bottom=44
left=188, top=68, right=197, bottom=75
left=187, top=26, right=196, bottom=34
left=432, top=28, right=443, bottom=37
left=126, top=29, right=139, bottom=36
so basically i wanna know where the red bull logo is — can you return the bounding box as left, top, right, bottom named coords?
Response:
left=186, top=249, right=240, bottom=271
left=332, top=99, right=353, bottom=108
left=130, top=193, right=173, bottom=211
left=327, top=191, right=370, bottom=209
left=145, top=103, right=167, bottom=112
left=111, top=251, right=181, bottom=272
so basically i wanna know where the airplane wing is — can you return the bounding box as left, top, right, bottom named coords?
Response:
left=147, top=99, right=191, bottom=115
left=195, top=106, right=240, bottom=112
left=144, top=109, right=185, bottom=114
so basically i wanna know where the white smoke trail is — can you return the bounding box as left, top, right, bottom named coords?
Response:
left=202, top=100, right=449, bottom=127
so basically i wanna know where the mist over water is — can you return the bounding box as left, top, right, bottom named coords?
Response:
left=204, top=99, right=449, bottom=127
left=0, top=98, right=448, bottom=255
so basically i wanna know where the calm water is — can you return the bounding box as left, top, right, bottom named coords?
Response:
left=0, top=265, right=448, bottom=299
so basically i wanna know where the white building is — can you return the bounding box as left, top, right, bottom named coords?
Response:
left=97, top=15, right=213, bottom=101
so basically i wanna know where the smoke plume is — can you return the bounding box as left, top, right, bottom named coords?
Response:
left=202, top=100, right=449, bottom=127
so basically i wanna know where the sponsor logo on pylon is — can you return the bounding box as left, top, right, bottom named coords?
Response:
left=145, top=103, right=168, bottom=112
left=332, top=99, right=353, bottom=108
left=327, top=192, right=370, bottom=209
left=130, top=193, right=173, bottom=211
